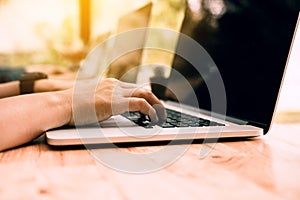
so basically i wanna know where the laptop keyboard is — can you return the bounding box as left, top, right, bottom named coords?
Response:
left=122, top=108, right=225, bottom=129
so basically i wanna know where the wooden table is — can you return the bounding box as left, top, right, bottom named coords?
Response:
left=1, top=124, right=300, bottom=199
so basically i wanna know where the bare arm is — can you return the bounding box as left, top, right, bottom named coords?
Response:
left=0, top=90, right=71, bottom=151
left=0, top=78, right=166, bottom=152
left=0, top=79, right=74, bottom=99
left=0, top=82, right=20, bottom=98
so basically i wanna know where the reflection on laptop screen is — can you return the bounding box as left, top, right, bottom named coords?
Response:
left=166, top=0, right=300, bottom=129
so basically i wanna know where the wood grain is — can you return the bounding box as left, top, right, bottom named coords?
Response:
left=0, top=124, right=300, bottom=199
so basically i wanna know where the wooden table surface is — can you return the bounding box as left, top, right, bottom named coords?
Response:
left=1, top=124, right=300, bottom=200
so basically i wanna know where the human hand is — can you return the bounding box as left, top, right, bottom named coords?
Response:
left=68, top=78, right=166, bottom=126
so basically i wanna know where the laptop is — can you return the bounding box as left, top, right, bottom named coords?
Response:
left=46, top=0, right=300, bottom=146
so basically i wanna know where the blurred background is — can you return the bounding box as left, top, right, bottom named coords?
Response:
left=0, top=0, right=184, bottom=68
left=0, top=0, right=299, bottom=123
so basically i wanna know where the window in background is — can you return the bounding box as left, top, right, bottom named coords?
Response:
left=0, top=0, right=78, bottom=67
left=0, top=0, right=151, bottom=68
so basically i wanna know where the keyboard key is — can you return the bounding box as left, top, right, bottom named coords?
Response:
left=121, top=108, right=225, bottom=129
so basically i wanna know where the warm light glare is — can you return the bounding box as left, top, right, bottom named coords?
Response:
left=91, top=0, right=151, bottom=38
left=0, top=0, right=78, bottom=52
left=0, top=0, right=153, bottom=53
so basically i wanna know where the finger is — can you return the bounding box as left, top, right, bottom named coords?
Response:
left=153, top=103, right=167, bottom=123
left=122, top=88, right=167, bottom=121
left=124, top=88, right=160, bottom=105
left=131, top=88, right=167, bottom=120
left=124, top=97, right=159, bottom=123
left=120, top=88, right=135, bottom=97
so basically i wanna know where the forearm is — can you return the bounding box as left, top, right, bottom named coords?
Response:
left=0, top=79, right=74, bottom=99
left=0, top=91, right=72, bottom=151
left=0, top=81, right=20, bottom=98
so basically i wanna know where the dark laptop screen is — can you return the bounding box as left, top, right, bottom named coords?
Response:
left=166, top=0, right=299, bottom=132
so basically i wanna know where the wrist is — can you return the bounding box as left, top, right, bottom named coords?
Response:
left=48, top=90, right=73, bottom=127
left=34, top=79, right=54, bottom=93
left=19, top=72, right=48, bottom=94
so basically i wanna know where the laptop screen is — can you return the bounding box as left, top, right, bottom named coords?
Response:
left=165, top=0, right=299, bottom=131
